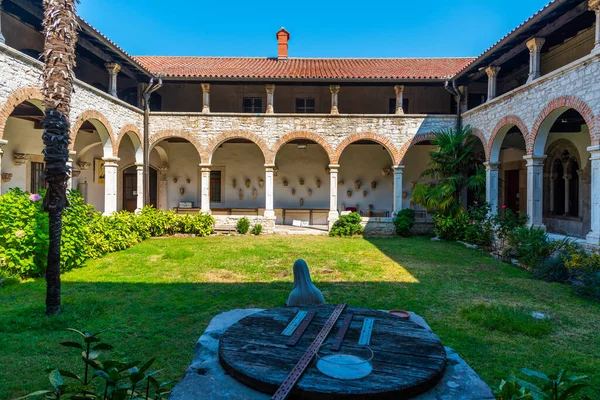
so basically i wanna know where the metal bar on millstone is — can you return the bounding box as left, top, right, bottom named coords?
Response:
left=286, top=310, right=316, bottom=347
left=282, top=311, right=308, bottom=336
left=358, top=318, right=375, bottom=346
left=271, top=303, right=347, bottom=400
left=331, top=313, right=353, bottom=351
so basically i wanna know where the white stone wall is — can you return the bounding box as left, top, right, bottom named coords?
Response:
left=463, top=53, right=600, bottom=154
left=212, top=215, right=276, bottom=234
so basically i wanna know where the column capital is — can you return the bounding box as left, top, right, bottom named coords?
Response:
left=526, top=37, right=546, bottom=53
left=201, top=83, right=211, bottom=93
left=68, top=150, right=77, bottom=156
left=105, top=63, right=121, bottom=74
left=483, top=161, right=501, bottom=170
left=393, top=165, right=405, bottom=172
left=0, top=139, right=7, bottom=147
left=523, top=155, right=547, bottom=166
left=135, top=162, right=144, bottom=167
left=587, top=145, right=600, bottom=154
left=590, top=0, right=600, bottom=12
left=329, top=85, right=340, bottom=94
left=485, top=66, right=501, bottom=78
left=328, top=164, right=340, bottom=169
left=102, top=156, right=120, bottom=163
left=265, top=84, right=276, bottom=94
left=394, top=85, right=405, bottom=94
left=199, top=163, right=212, bottom=172
left=264, top=164, right=276, bottom=172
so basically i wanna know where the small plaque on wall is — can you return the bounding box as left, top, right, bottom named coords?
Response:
left=179, top=202, right=193, bottom=208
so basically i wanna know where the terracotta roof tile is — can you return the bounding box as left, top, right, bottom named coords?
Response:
left=134, top=56, right=475, bottom=80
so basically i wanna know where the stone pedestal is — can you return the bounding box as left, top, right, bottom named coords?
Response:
left=157, top=167, right=168, bottom=210
left=587, top=146, right=600, bottom=245
left=200, top=164, right=211, bottom=214
left=201, top=83, right=211, bottom=113
left=393, top=166, right=404, bottom=215
left=526, top=38, right=545, bottom=83
left=105, top=63, right=121, bottom=97
left=102, top=157, right=119, bottom=215
left=264, top=165, right=275, bottom=218
left=485, top=162, right=500, bottom=214
left=524, top=155, right=546, bottom=229
left=329, top=85, right=340, bottom=114
left=486, top=66, right=501, bottom=101
left=394, top=85, right=404, bottom=114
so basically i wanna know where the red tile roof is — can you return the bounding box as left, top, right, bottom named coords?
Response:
left=134, top=56, right=475, bottom=81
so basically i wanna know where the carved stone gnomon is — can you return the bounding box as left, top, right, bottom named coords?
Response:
left=286, top=259, right=325, bottom=306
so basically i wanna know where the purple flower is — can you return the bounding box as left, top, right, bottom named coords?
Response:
left=30, top=193, right=42, bottom=202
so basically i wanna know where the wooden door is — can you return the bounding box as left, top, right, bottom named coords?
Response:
left=505, top=170, right=520, bottom=213
left=123, top=167, right=137, bottom=212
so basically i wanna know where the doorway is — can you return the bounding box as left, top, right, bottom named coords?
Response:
left=122, top=166, right=158, bottom=212
left=504, top=169, right=520, bottom=213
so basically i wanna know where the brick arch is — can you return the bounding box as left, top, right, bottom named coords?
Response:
left=270, top=131, right=334, bottom=165
left=595, top=111, right=600, bottom=146
left=149, top=129, right=203, bottom=162
left=487, top=115, right=529, bottom=162
left=529, top=96, right=595, bottom=155
left=205, top=130, right=271, bottom=164
left=114, top=124, right=143, bottom=157
left=334, top=132, right=400, bottom=166
left=469, top=128, right=488, bottom=160
left=398, top=133, right=435, bottom=165
left=0, top=87, right=44, bottom=140
left=69, top=110, right=115, bottom=152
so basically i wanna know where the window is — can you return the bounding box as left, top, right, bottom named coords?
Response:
left=295, top=98, right=315, bottom=113
left=243, top=97, right=263, bottom=113
left=388, top=98, right=409, bottom=114
left=30, top=162, right=46, bottom=193
left=210, top=171, right=222, bottom=203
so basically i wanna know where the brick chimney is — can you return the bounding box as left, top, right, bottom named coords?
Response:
left=276, top=28, right=290, bottom=60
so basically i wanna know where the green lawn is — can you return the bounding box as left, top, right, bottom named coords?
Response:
left=1, top=236, right=599, bottom=398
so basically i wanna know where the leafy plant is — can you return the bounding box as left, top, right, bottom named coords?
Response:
left=508, top=227, right=553, bottom=269
left=463, top=202, right=493, bottom=246
left=494, top=368, right=589, bottom=400
left=18, top=329, right=173, bottom=399
left=412, top=126, right=485, bottom=217
left=433, top=211, right=468, bottom=241
left=236, top=217, right=250, bottom=234
left=491, top=206, right=528, bottom=251
left=329, top=212, right=364, bottom=237
left=393, top=209, right=415, bottom=237
left=251, top=224, right=263, bottom=235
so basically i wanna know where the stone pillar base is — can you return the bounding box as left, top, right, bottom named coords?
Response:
left=586, top=231, right=600, bottom=246
left=264, top=210, right=275, bottom=218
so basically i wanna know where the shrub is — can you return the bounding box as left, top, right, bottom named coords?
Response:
left=393, top=209, right=415, bottom=237
left=175, top=213, right=214, bottom=236
left=463, top=202, right=493, bottom=246
left=236, top=217, right=250, bottom=234
left=533, top=255, right=571, bottom=283
left=138, top=206, right=177, bottom=236
left=251, top=224, right=263, bottom=235
left=508, top=227, right=553, bottom=269
left=330, top=212, right=364, bottom=237
left=565, top=249, right=600, bottom=301
left=433, top=211, right=468, bottom=241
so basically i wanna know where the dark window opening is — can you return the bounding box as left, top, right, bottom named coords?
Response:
left=210, top=171, right=222, bottom=203
left=295, top=98, right=315, bottom=113
left=243, top=97, right=263, bottom=113
left=467, top=93, right=487, bottom=110
left=30, top=162, right=47, bottom=194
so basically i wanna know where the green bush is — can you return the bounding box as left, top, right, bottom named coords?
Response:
left=393, top=209, right=415, bottom=237
left=251, top=224, right=263, bottom=235
left=138, top=206, right=177, bottom=236
left=463, top=202, right=493, bottom=246
left=508, top=227, right=553, bottom=269
left=175, top=213, right=214, bottom=236
left=330, top=212, right=364, bottom=237
left=236, top=217, right=250, bottom=234
left=433, top=211, right=468, bottom=241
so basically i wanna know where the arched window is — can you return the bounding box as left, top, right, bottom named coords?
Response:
left=548, top=148, right=579, bottom=218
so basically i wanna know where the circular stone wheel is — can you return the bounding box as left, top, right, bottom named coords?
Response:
left=219, top=305, right=446, bottom=399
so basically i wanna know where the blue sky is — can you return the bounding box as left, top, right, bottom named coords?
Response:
left=78, top=0, right=550, bottom=58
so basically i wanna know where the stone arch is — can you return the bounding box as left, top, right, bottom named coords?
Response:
left=114, top=124, right=143, bottom=157
left=334, top=132, right=400, bottom=166
left=529, top=96, right=595, bottom=156
left=149, top=129, right=203, bottom=162
left=488, top=115, right=529, bottom=162
left=398, top=133, right=435, bottom=165
left=0, top=87, right=44, bottom=140
left=69, top=110, right=115, bottom=157
left=205, top=130, right=270, bottom=164
left=270, top=131, right=334, bottom=165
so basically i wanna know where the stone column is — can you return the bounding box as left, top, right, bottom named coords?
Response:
left=330, top=85, right=340, bottom=115
left=66, top=151, right=76, bottom=190
left=264, top=164, right=275, bottom=218
left=102, top=157, right=119, bottom=215
left=105, top=63, right=121, bottom=97
left=135, top=162, right=144, bottom=212
left=524, top=155, right=546, bottom=229
left=549, top=173, right=556, bottom=214
left=486, top=66, right=501, bottom=101
left=157, top=166, right=168, bottom=210
left=265, top=84, right=275, bottom=114
left=459, top=85, right=469, bottom=113
left=564, top=171, right=571, bottom=215
left=485, top=162, right=500, bottom=214
left=0, top=0, right=5, bottom=44
left=394, top=85, right=405, bottom=115
left=591, top=0, right=600, bottom=54
left=0, top=139, right=6, bottom=193
left=200, top=164, right=211, bottom=214
left=328, top=164, right=340, bottom=224
left=393, top=166, right=404, bottom=215
left=526, top=38, right=545, bottom=83
left=201, top=83, right=211, bottom=113
left=586, top=146, right=600, bottom=245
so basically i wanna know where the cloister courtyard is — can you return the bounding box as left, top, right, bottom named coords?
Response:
left=1, top=235, right=599, bottom=399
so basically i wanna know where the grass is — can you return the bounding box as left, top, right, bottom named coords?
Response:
left=1, top=236, right=599, bottom=398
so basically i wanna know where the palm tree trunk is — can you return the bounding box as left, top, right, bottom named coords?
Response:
left=41, top=0, right=79, bottom=316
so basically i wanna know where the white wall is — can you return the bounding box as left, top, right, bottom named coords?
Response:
left=72, top=131, right=105, bottom=212
left=156, top=142, right=201, bottom=209
left=1, top=117, right=44, bottom=194
left=401, top=145, right=435, bottom=209
left=338, top=144, right=394, bottom=213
